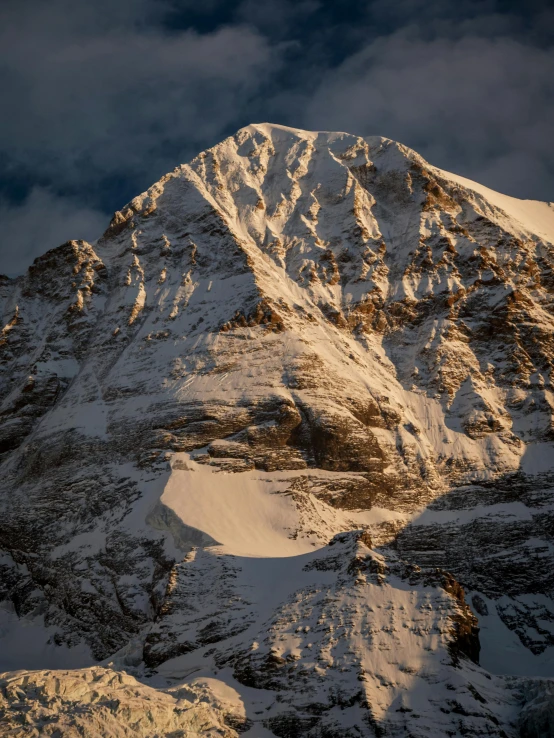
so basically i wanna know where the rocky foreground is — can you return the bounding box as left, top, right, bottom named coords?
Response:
left=1, top=124, right=553, bottom=736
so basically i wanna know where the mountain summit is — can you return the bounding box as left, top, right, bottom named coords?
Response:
left=1, top=124, right=554, bottom=736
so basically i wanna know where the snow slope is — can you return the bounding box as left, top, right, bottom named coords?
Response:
left=440, top=166, right=554, bottom=244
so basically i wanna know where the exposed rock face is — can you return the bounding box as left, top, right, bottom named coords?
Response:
left=1, top=123, right=553, bottom=735
left=518, top=679, right=554, bottom=738
left=0, top=667, right=240, bottom=737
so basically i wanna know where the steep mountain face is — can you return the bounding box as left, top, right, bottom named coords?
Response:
left=1, top=123, right=554, bottom=736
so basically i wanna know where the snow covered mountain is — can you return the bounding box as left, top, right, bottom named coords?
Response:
left=1, top=123, right=554, bottom=736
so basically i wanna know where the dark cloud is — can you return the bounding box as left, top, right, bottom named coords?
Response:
left=235, top=0, right=321, bottom=36
left=1, top=0, right=553, bottom=274
left=0, top=189, right=108, bottom=277
left=0, top=4, right=276, bottom=190
left=0, top=0, right=280, bottom=272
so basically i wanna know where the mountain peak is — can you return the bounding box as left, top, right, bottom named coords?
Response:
left=1, top=125, right=554, bottom=736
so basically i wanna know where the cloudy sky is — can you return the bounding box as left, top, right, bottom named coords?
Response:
left=1, top=0, right=553, bottom=275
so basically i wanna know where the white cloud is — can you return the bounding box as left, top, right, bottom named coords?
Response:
left=301, top=32, right=554, bottom=199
